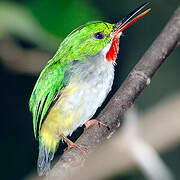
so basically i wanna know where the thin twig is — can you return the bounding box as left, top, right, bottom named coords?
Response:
left=42, top=6, right=180, bottom=180
left=122, top=108, right=174, bottom=180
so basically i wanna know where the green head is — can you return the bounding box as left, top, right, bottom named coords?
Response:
left=53, top=3, right=150, bottom=63
left=53, top=22, right=114, bottom=63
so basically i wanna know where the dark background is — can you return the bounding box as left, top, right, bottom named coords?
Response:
left=0, top=0, right=180, bottom=179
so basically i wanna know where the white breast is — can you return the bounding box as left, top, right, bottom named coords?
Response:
left=67, top=44, right=115, bottom=133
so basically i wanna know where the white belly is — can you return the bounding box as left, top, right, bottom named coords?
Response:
left=65, top=55, right=115, bottom=134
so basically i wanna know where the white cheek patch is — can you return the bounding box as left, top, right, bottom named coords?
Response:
left=98, top=31, right=122, bottom=63
left=102, top=31, right=122, bottom=55
left=101, top=43, right=112, bottom=56
left=117, top=32, right=122, bottom=38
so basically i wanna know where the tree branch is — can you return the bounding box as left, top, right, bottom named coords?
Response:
left=48, top=94, right=180, bottom=180
left=42, top=6, right=180, bottom=180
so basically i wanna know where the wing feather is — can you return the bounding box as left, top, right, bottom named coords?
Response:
left=29, top=60, right=69, bottom=138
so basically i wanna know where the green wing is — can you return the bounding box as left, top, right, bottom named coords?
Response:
left=29, top=60, right=69, bottom=139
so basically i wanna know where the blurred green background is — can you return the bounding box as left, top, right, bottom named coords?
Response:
left=0, top=0, right=179, bottom=179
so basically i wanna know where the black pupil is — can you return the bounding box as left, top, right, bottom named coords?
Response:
left=94, top=32, right=104, bottom=39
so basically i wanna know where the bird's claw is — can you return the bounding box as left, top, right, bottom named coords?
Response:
left=85, top=119, right=110, bottom=130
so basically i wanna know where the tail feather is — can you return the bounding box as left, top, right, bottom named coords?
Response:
left=37, top=139, right=54, bottom=176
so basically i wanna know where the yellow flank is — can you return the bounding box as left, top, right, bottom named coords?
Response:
left=40, top=82, right=82, bottom=152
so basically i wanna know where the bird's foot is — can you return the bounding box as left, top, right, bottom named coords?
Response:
left=60, top=133, right=88, bottom=152
left=84, top=119, right=110, bottom=130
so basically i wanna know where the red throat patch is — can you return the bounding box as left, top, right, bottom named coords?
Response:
left=106, top=36, right=119, bottom=62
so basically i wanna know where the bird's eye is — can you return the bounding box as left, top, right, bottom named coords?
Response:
left=93, top=32, right=105, bottom=39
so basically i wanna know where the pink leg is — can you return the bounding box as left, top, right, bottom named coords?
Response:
left=60, top=133, right=88, bottom=152
left=84, top=119, right=109, bottom=130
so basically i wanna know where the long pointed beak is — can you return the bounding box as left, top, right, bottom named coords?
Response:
left=113, top=2, right=151, bottom=36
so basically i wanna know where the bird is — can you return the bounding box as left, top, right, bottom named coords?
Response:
left=29, top=2, right=150, bottom=176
